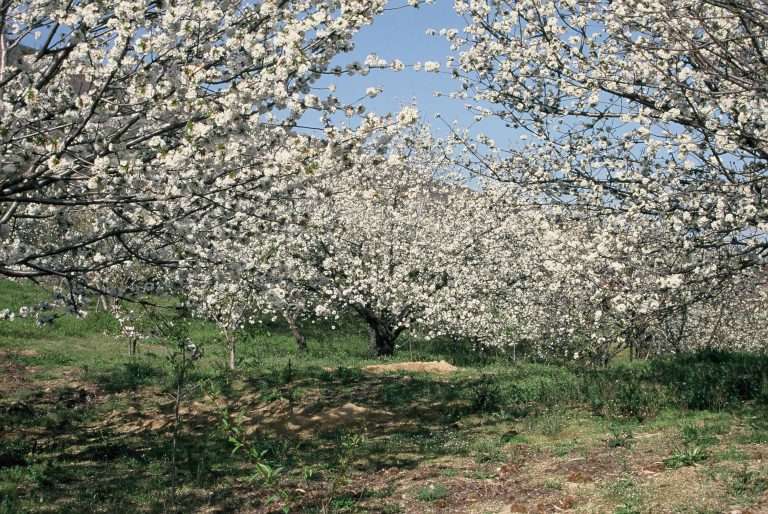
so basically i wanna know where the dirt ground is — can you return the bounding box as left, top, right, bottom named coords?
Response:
left=362, top=360, right=461, bottom=375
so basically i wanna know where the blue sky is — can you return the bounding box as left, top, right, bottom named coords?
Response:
left=306, top=1, right=513, bottom=144
left=320, top=2, right=462, bottom=119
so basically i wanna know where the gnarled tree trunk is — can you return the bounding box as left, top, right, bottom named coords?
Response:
left=367, top=323, right=396, bottom=357
left=354, top=306, right=406, bottom=357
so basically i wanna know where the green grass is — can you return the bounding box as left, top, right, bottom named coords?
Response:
left=2, top=279, right=768, bottom=513
left=725, top=465, right=768, bottom=500
left=605, top=475, right=644, bottom=514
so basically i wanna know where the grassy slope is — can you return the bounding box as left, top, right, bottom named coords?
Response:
left=1, top=279, right=768, bottom=514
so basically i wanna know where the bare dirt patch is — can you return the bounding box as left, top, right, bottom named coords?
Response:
left=363, top=360, right=460, bottom=375
left=96, top=390, right=400, bottom=441
left=244, top=399, right=397, bottom=438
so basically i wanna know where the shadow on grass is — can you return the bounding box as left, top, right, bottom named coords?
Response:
left=1, top=408, right=256, bottom=513
left=90, top=361, right=165, bottom=393
left=3, top=348, right=768, bottom=513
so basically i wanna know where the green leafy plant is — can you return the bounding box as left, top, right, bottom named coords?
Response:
left=219, top=408, right=292, bottom=512
left=468, top=375, right=503, bottom=413
left=664, top=445, right=708, bottom=469
left=140, top=310, right=203, bottom=513
left=321, top=430, right=367, bottom=514
left=220, top=412, right=285, bottom=483
left=416, top=483, right=449, bottom=502
left=607, top=423, right=635, bottom=448
left=609, top=380, right=659, bottom=421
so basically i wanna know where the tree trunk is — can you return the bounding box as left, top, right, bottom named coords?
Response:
left=367, top=322, right=396, bottom=357
left=283, top=311, right=307, bottom=352
left=129, top=338, right=137, bottom=357
left=226, top=334, right=236, bottom=371
left=355, top=306, right=402, bottom=357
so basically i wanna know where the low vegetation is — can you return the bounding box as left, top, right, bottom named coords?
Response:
left=1, top=281, right=768, bottom=513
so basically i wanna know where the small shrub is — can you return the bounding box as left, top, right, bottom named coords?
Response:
left=533, top=375, right=581, bottom=406
left=664, top=445, right=708, bottom=469
left=608, top=380, right=659, bottom=421
left=329, top=495, right=358, bottom=511
left=499, top=383, right=534, bottom=417
left=416, top=483, right=448, bottom=502
left=468, top=376, right=503, bottom=413
left=651, top=350, right=768, bottom=410
left=607, top=423, right=635, bottom=449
